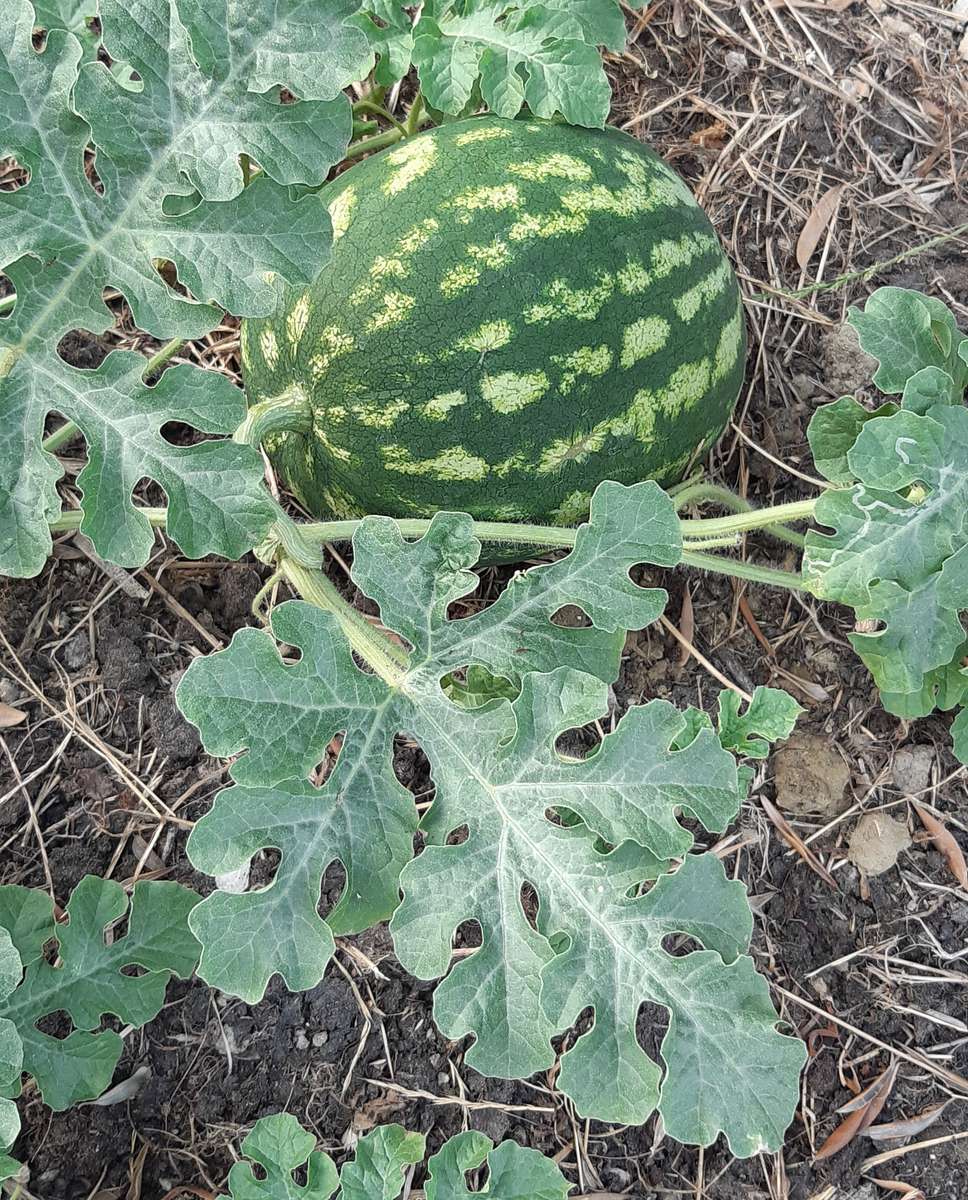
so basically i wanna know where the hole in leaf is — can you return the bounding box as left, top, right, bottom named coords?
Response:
left=660, top=932, right=701, bottom=958
left=159, top=420, right=218, bottom=447
left=318, top=859, right=347, bottom=920
left=84, top=144, right=105, bottom=195
left=635, top=1000, right=670, bottom=1061
left=453, top=919, right=482, bottom=951
left=550, top=604, right=591, bottom=628
left=0, top=157, right=29, bottom=191
left=249, top=847, right=282, bottom=891
left=445, top=824, right=469, bottom=846
left=55, top=328, right=108, bottom=370
left=519, top=880, right=540, bottom=932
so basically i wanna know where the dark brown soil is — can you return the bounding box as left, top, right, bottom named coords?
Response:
left=3, top=4, right=968, bottom=1198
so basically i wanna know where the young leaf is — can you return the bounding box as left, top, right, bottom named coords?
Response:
left=177, top=482, right=805, bottom=1152
left=0, top=877, right=200, bottom=1111
left=804, top=405, right=968, bottom=695
left=848, top=287, right=968, bottom=396
left=0, top=931, right=22, bottom=1179
left=0, top=0, right=369, bottom=577
left=219, top=1114, right=568, bottom=1200
left=806, top=394, right=896, bottom=484
left=716, top=687, right=803, bottom=759
left=425, top=1130, right=570, bottom=1200
left=351, top=1, right=416, bottom=85
left=411, top=0, right=611, bottom=127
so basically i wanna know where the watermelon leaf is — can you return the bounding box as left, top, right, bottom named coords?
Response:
left=425, top=1130, right=571, bottom=1199
left=804, top=289, right=968, bottom=761
left=0, top=877, right=200, bottom=1112
left=716, top=687, right=803, bottom=759
left=410, top=0, right=612, bottom=127
left=358, top=0, right=634, bottom=110
left=177, top=480, right=805, bottom=1153
left=0, top=0, right=370, bottom=577
left=219, top=1113, right=568, bottom=1200
left=0, top=931, right=22, bottom=1182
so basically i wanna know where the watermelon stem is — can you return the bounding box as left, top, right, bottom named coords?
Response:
left=681, top=550, right=807, bottom=592
left=233, top=385, right=312, bottom=448
left=279, top=558, right=410, bottom=683
left=679, top=498, right=816, bottom=540
left=674, top=483, right=807, bottom=549
left=352, top=99, right=408, bottom=135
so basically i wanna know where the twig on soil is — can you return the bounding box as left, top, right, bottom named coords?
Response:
left=363, top=1078, right=555, bottom=1115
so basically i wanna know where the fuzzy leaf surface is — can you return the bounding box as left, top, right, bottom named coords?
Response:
left=178, top=481, right=804, bottom=1150
left=0, top=877, right=200, bottom=1111
left=0, top=0, right=367, bottom=576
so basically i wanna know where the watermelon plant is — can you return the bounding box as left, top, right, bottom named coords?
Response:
left=2, top=0, right=967, bottom=1185
left=218, top=1111, right=570, bottom=1200
left=0, top=877, right=200, bottom=1182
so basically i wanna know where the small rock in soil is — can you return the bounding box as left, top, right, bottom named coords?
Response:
left=820, top=322, right=878, bottom=398
left=848, top=812, right=911, bottom=876
left=773, top=731, right=850, bottom=817
left=891, top=744, right=934, bottom=795
left=62, top=631, right=91, bottom=670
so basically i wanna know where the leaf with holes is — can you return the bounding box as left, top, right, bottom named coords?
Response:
left=176, top=480, right=805, bottom=1153
left=0, top=0, right=371, bottom=577
left=0, top=877, right=200, bottom=1112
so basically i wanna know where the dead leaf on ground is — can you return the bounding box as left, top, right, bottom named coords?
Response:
left=848, top=813, right=911, bottom=876
left=867, top=1101, right=950, bottom=1142
left=689, top=120, right=728, bottom=151
left=761, top=795, right=839, bottom=889
left=870, top=1181, right=926, bottom=1199
left=677, top=584, right=693, bottom=667
left=815, top=1061, right=898, bottom=1160
left=912, top=802, right=968, bottom=890
left=0, top=702, right=27, bottom=728
left=796, top=183, right=846, bottom=270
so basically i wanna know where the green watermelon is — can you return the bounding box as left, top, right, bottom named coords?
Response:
left=241, top=116, right=745, bottom=525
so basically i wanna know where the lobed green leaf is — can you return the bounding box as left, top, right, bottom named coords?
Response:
left=0, top=0, right=369, bottom=577
left=219, top=1113, right=568, bottom=1200
left=178, top=481, right=805, bottom=1151
left=0, top=877, right=200, bottom=1111
left=805, top=288, right=968, bottom=761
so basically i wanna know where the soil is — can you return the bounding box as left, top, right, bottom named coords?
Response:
left=2, top=5, right=968, bottom=1199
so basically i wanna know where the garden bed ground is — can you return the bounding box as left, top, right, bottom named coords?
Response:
left=2, top=3, right=967, bottom=1198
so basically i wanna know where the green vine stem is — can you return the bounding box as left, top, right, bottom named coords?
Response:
left=0, top=293, right=15, bottom=317
left=48, top=506, right=168, bottom=533
left=675, top=482, right=806, bottom=549
left=351, top=98, right=407, bottom=134
left=681, top=549, right=806, bottom=592
left=43, top=337, right=185, bottom=455
left=679, top=497, right=817, bottom=539
left=405, top=91, right=424, bottom=136
left=279, top=558, right=409, bottom=684
left=233, top=385, right=312, bottom=447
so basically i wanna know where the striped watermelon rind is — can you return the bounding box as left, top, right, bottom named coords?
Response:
left=241, top=116, right=745, bottom=525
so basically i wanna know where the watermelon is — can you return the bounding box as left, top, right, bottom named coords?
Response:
left=241, top=116, right=745, bottom=525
